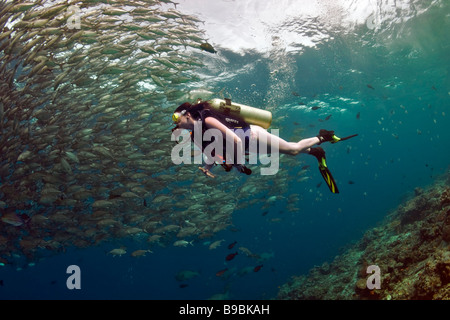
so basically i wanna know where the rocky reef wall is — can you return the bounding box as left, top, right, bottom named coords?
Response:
left=277, top=170, right=450, bottom=300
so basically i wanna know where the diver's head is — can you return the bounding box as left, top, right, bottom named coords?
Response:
left=172, top=102, right=197, bottom=130
left=172, top=102, right=191, bottom=130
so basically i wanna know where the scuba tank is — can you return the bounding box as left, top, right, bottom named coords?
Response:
left=207, top=98, right=272, bottom=129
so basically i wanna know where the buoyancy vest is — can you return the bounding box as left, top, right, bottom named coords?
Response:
left=199, top=108, right=249, bottom=130
left=190, top=103, right=250, bottom=160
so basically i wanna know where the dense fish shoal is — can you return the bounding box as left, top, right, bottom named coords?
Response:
left=0, top=0, right=306, bottom=265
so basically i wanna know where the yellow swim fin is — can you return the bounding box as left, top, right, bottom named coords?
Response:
left=309, top=147, right=339, bottom=194
left=330, top=133, right=358, bottom=144
left=318, top=157, right=339, bottom=194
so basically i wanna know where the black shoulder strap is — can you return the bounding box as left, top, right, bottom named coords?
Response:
left=202, top=107, right=248, bottom=129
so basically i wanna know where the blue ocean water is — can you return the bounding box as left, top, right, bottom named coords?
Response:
left=1, top=0, right=449, bottom=300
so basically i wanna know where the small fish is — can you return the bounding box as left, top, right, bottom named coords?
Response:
left=175, top=270, right=200, bottom=282
left=316, top=182, right=322, bottom=188
left=293, top=121, right=300, bottom=125
left=215, top=268, right=228, bottom=277
left=131, top=249, right=150, bottom=257
left=208, top=239, right=225, bottom=250
left=173, top=240, right=193, bottom=247
left=225, top=252, right=238, bottom=261
left=348, top=180, right=355, bottom=184
left=311, top=106, right=320, bottom=110
left=324, top=114, right=332, bottom=121
left=179, top=284, right=189, bottom=288
left=143, top=199, right=147, bottom=207
left=108, top=248, right=127, bottom=257
left=254, top=265, right=263, bottom=272
left=300, top=165, right=310, bottom=170
left=298, top=102, right=306, bottom=105
left=261, top=211, right=268, bottom=216
left=200, top=42, right=217, bottom=53
left=292, top=91, right=300, bottom=97
left=0, top=280, right=3, bottom=286
left=356, top=112, right=360, bottom=120
left=367, top=84, right=375, bottom=89
left=1, top=212, right=25, bottom=226
left=227, top=241, right=237, bottom=249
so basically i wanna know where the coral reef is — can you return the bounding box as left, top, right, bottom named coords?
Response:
left=277, top=170, right=450, bottom=300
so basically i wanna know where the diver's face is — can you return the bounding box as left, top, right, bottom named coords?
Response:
left=175, top=112, right=194, bottom=129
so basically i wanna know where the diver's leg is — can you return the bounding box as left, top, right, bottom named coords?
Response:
left=249, top=125, right=319, bottom=156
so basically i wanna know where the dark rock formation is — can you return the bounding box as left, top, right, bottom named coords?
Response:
left=278, top=170, right=450, bottom=300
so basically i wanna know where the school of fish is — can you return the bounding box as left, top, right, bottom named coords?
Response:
left=0, top=0, right=310, bottom=265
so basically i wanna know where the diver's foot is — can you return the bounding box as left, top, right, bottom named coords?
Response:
left=317, top=129, right=337, bottom=144
left=237, top=165, right=252, bottom=175
left=308, top=147, right=326, bottom=161
left=221, top=164, right=233, bottom=172
left=242, top=166, right=252, bottom=175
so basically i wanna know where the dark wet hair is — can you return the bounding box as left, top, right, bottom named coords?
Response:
left=174, top=101, right=211, bottom=119
left=174, top=102, right=192, bottom=113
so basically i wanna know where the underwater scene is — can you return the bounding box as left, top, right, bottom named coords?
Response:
left=0, top=0, right=449, bottom=300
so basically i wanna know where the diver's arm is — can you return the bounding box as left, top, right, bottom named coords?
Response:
left=199, top=157, right=215, bottom=178
left=204, top=117, right=243, bottom=163
left=199, top=165, right=215, bottom=178
left=199, top=153, right=216, bottom=178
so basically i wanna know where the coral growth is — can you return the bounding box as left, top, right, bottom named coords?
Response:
left=277, top=170, right=450, bottom=300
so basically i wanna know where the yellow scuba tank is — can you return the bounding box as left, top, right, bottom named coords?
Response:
left=207, top=98, right=272, bottom=129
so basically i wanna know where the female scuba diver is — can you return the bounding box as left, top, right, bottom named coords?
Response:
left=171, top=99, right=357, bottom=193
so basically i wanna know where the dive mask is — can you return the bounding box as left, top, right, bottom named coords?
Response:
left=172, top=109, right=186, bottom=124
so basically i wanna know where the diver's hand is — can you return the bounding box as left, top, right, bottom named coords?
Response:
left=199, top=167, right=215, bottom=178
